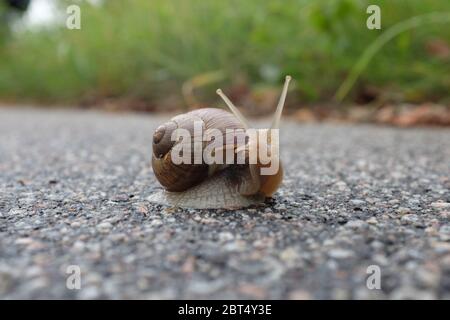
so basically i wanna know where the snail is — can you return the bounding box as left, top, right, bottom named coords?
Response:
left=148, top=76, right=292, bottom=209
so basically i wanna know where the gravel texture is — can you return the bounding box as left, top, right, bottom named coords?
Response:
left=0, top=107, right=449, bottom=299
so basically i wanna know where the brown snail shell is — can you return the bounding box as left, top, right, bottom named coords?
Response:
left=151, top=108, right=244, bottom=192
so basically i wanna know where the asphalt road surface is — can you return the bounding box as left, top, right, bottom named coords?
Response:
left=0, top=107, right=449, bottom=299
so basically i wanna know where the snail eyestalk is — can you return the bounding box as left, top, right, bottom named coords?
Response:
left=216, top=89, right=250, bottom=129
left=271, top=75, right=291, bottom=130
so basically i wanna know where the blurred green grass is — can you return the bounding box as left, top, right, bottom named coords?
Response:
left=0, top=0, right=449, bottom=109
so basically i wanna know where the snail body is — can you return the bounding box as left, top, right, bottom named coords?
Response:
left=148, top=76, right=291, bottom=209
left=148, top=165, right=266, bottom=209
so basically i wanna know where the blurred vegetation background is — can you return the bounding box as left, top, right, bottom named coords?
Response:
left=0, top=0, right=449, bottom=121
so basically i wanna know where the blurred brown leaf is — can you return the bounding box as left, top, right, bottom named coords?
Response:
left=426, top=39, right=450, bottom=60
left=376, top=103, right=450, bottom=127
left=293, top=108, right=317, bottom=122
